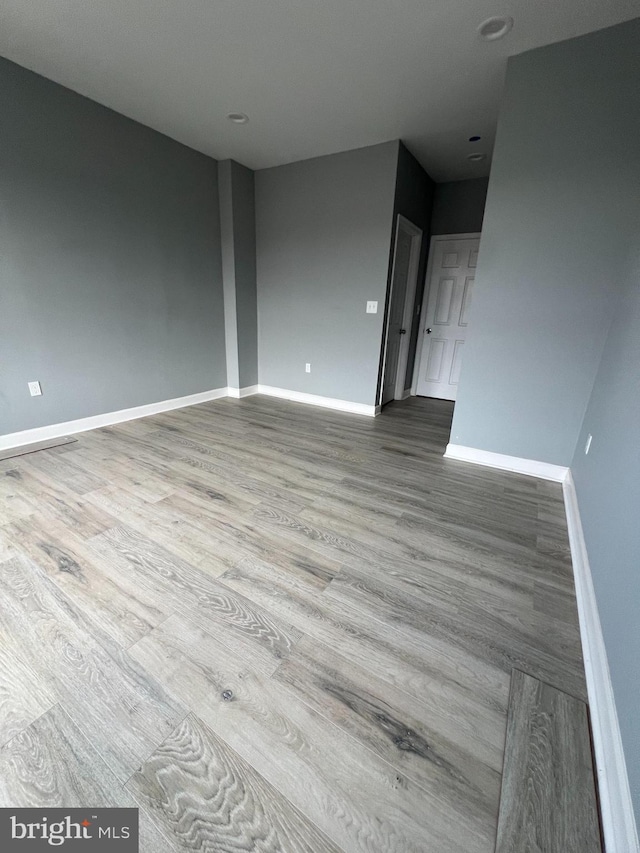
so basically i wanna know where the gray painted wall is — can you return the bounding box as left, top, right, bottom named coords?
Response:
left=231, top=163, right=258, bottom=389
left=571, top=247, right=640, bottom=824
left=388, top=143, right=434, bottom=393
left=0, top=57, right=225, bottom=436
left=450, top=21, right=640, bottom=465
left=430, top=178, right=488, bottom=236
left=256, top=142, right=398, bottom=405
left=219, top=160, right=258, bottom=389
left=449, top=19, right=640, bottom=825
left=219, top=161, right=241, bottom=390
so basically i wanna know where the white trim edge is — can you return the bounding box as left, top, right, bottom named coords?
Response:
left=0, top=387, right=228, bottom=452
left=563, top=472, right=639, bottom=853
left=257, top=385, right=378, bottom=417
left=227, top=385, right=260, bottom=399
left=444, top=443, right=568, bottom=482
left=0, top=383, right=379, bottom=450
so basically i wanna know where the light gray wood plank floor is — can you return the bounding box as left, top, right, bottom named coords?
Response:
left=0, top=395, right=595, bottom=852
left=496, top=670, right=601, bottom=853
left=0, top=435, right=76, bottom=461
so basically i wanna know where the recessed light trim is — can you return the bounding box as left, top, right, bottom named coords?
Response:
left=478, top=16, right=514, bottom=40
left=467, top=152, right=486, bottom=162
left=227, top=112, right=249, bottom=124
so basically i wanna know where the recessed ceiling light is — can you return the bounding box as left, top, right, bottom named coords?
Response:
left=467, top=152, right=486, bottom=162
left=227, top=112, right=249, bottom=124
left=478, top=16, right=514, bottom=40
left=469, top=135, right=482, bottom=142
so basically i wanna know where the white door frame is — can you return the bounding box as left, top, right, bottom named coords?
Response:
left=411, top=232, right=481, bottom=397
left=381, top=215, right=423, bottom=404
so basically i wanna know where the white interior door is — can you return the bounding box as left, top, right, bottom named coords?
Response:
left=381, top=216, right=422, bottom=405
left=414, top=235, right=480, bottom=401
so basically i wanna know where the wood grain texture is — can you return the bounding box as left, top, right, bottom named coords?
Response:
left=0, top=395, right=595, bottom=851
left=273, top=634, right=501, bottom=822
left=496, top=670, right=601, bottom=853
left=0, top=702, right=132, bottom=808
left=129, top=612, right=487, bottom=853
left=324, top=565, right=586, bottom=701
left=0, top=555, right=185, bottom=782
left=89, top=524, right=302, bottom=673
left=85, top=484, right=231, bottom=573
left=0, top=703, right=180, bottom=852
left=2, top=513, right=163, bottom=647
left=0, top=468, right=37, bottom=522
left=0, top=633, right=54, bottom=748
left=161, top=487, right=341, bottom=587
left=0, top=437, right=76, bottom=461
left=128, top=713, right=342, bottom=853
left=1, top=464, right=115, bottom=537
left=22, top=451, right=107, bottom=495
left=221, top=556, right=508, bottom=765
left=533, top=579, right=581, bottom=627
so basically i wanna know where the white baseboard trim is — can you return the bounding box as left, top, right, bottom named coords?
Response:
left=444, top=443, right=569, bottom=482
left=257, top=385, right=378, bottom=417
left=0, top=387, right=228, bottom=452
left=563, top=472, right=639, bottom=853
left=227, top=385, right=259, bottom=399
left=0, top=384, right=379, bottom=450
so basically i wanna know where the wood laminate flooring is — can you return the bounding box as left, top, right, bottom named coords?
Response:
left=0, top=395, right=594, bottom=852
left=0, top=435, right=76, bottom=461
left=496, top=670, right=600, bottom=852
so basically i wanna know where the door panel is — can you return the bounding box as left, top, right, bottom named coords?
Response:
left=425, top=338, right=446, bottom=382
left=449, top=339, right=465, bottom=384
left=434, top=278, right=455, bottom=324
left=459, top=277, right=474, bottom=326
left=415, top=236, right=480, bottom=401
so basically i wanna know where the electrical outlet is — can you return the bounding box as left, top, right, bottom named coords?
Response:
left=366, top=301, right=378, bottom=314
left=305, top=363, right=311, bottom=373
left=28, top=381, right=42, bottom=397
left=585, top=434, right=593, bottom=454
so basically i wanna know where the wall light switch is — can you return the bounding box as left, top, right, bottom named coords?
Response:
left=28, top=381, right=42, bottom=397
left=305, top=363, right=311, bottom=373
left=366, top=301, right=378, bottom=314
left=585, top=434, right=593, bottom=454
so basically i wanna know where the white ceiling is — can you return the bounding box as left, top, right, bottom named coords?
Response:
left=0, top=0, right=637, bottom=181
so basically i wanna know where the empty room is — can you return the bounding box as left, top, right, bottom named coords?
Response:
left=0, top=1, right=638, bottom=851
